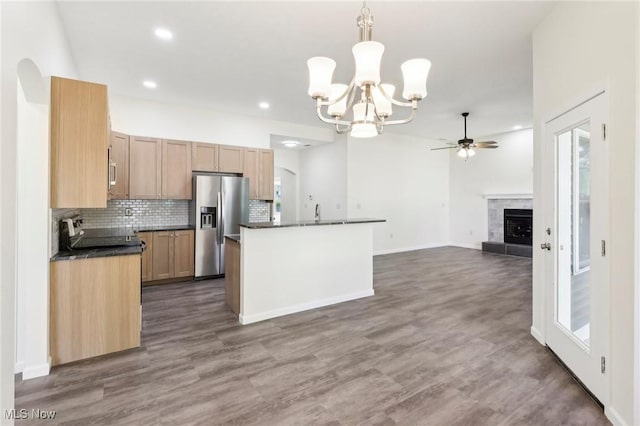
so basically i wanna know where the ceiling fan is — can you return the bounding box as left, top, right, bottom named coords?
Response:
left=432, top=112, right=498, bottom=159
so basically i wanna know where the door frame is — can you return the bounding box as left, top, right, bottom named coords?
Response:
left=537, top=84, right=610, bottom=408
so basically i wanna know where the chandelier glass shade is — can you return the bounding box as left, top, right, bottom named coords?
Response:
left=307, top=3, right=431, bottom=138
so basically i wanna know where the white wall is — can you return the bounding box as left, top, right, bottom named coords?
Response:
left=532, top=2, right=638, bottom=424
left=347, top=132, right=450, bottom=255
left=110, top=94, right=334, bottom=149
left=15, top=78, right=49, bottom=379
left=1, top=1, right=78, bottom=415
left=299, top=136, right=348, bottom=221
left=449, top=129, right=533, bottom=249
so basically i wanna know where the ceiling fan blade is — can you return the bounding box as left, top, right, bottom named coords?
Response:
left=476, top=145, right=499, bottom=149
left=474, top=141, right=498, bottom=146
left=431, top=146, right=458, bottom=151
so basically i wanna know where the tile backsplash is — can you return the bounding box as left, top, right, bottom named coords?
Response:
left=249, top=200, right=270, bottom=222
left=487, top=198, right=533, bottom=242
left=81, top=199, right=190, bottom=229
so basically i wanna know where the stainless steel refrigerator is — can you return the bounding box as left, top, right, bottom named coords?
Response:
left=193, top=174, right=249, bottom=278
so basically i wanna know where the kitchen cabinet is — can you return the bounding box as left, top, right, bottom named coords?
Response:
left=192, top=142, right=219, bottom=172
left=243, top=148, right=260, bottom=199
left=224, top=238, right=240, bottom=316
left=243, top=148, right=274, bottom=200
left=129, top=137, right=192, bottom=200
left=173, top=230, right=195, bottom=277
left=162, top=140, right=192, bottom=199
left=108, top=132, right=130, bottom=200
left=129, top=136, right=162, bottom=199
left=259, top=149, right=274, bottom=201
left=138, top=232, right=153, bottom=282
left=151, top=230, right=194, bottom=281
left=50, top=76, right=109, bottom=208
left=50, top=255, right=141, bottom=366
left=219, top=145, right=245, bottom=173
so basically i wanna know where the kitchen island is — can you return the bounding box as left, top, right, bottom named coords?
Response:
left=228, top=218, right=384, bottom=324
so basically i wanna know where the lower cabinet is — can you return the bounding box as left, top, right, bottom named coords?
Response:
left=224, top=238, right=240, bottom=316
left=50, top=255, right=141, bottom=366
left=143, top=229, right=194, bottom=283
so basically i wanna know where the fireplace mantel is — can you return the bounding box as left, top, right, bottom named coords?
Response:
left=483, top=193, right=533, bottom=200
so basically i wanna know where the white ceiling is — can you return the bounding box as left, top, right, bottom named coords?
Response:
left=56, top=1, right=555, bottom=141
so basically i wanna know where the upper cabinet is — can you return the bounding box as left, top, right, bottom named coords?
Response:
left=129, top=136, right=162, bottom=199
left=243, top=148, right=260, bottom=199
left=50, top=76, right=109, bottom=208
left=129, top=137, right=192, bottom=200
left=243, top=148, right=274, bottom=201
left=192, top=142, right=218, bottom=172
left=259, top=149, right=274, bottom=201
left=162, top=140, right=192, bottom=199
left=108, top=132, right=129, bottom=200
left=219, top=145, right=245, bottom=173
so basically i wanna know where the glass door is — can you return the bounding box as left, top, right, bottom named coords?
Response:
left=543, top=92, right=609, bottom=403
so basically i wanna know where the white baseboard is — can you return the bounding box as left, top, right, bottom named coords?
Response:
left=373, top=243, right=448, bottom=256
left=530, top=326, right=545, bottom=345
left=449, top=243, right=482, bottom=250
left=605, top=405, right=628, bottom=426
left=239, top=289, right=375, bottom=325
left=14, top=361, right=25, bottom=374
left=21, top=357, right=51, bottom=380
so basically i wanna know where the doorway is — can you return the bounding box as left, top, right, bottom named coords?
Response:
left=542, top=92, right=609, bottom=403
left=274, top=167, right=297, bottom=224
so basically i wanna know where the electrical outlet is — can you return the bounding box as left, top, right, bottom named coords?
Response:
left=125, top=208, right=133, bottom=216
left=390, top=233, right=394, bottom=239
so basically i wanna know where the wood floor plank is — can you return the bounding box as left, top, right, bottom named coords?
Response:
left=15, top=247, right=609, bottom=425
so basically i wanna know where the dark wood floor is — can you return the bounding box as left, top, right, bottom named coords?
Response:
left=16, top=247, right=608, bottom=425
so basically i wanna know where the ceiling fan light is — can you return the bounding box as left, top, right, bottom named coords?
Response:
left=401, top=58, right=431, bottom=100
left=327, top=83, right=349, bottom=117
left=372, top=83, right=395, bottom=117
left=467, top=147, right=476, bottom=157
left=352, top=41, right=385, bottom=87
left=457, top=148, right=468, bottom=158
left=307, top=57, right=336, bottom=99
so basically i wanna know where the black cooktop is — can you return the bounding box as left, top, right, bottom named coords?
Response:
left=69, top=228, right=141, bottom=250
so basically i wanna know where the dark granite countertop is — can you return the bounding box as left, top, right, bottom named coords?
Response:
left=134, top=225, right=195, bottom=232
left=51, top=245, right=142, bottom=261
left=225, top=234, right=241, bottom=243
left=240, top=218, right=386, bottom=229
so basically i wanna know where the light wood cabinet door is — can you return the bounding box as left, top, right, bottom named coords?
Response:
left=243, top=148, right=260, bottom=199
left=108, top=132, right=129, bottom=200
left=162, top=140, right=192, bottom=199
left=50, top=76, right=109, bottom=208
left=129, top=136, right=162, bottom=199
left=173, top=230, right=194, bottom=278
left=192, top=142, right=219, bottom=172
left=219, top=145, right=245, bottom=173
left=138, top=232, right=153, bottom=282
left=259, top=149, right=274, bottom=201
left=224, top=239, right=240, bottom=316
left=152, top=231, right=173, bottom=280
left=50, top=255, right=141, bottom=366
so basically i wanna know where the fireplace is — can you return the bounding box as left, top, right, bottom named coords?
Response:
left=504, top=209, right=532, bottom=246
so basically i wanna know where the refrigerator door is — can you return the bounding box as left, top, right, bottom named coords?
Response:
left=220, top=176, right=249, bottom=272
left=194, top=175, right=222, bottom=278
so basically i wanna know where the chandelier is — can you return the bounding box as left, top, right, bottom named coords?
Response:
left=306, top=2, right=431, bottom=138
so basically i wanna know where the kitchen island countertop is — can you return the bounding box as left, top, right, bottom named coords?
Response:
left=240, top=218, right=385, bottom=229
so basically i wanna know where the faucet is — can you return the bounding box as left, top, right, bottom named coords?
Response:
left=315, top=203, right=320, bottom=221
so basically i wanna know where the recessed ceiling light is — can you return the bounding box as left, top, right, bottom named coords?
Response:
left=143, top=80, right=157, bottom=89
left=282, top=140, right=300, bottom=148
left=513, top=125, right=523, bottom=130
left=154, top=28, right=173, bottom=40
left=259, top=102, right=270, bottom=109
